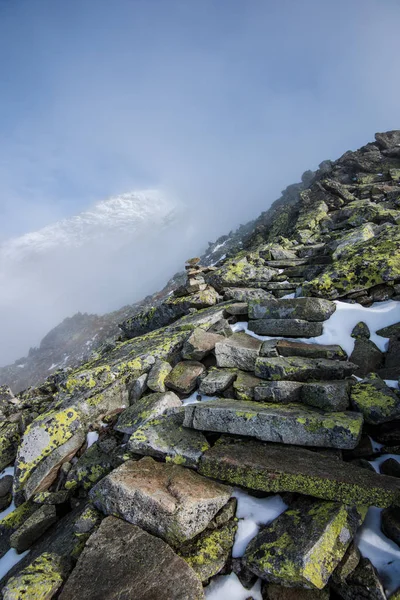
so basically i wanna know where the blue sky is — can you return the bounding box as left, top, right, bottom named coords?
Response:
left=0, top=0, right=400, bottom=240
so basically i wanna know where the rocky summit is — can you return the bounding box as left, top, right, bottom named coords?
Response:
left=0, top=131, right=400, bottom=599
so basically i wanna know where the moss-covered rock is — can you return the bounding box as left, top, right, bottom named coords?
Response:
left=351, top=374, right=400, bottom=424
left=0, top=422, right=20, bottom=472
left=9, top=504, right=57, bottom=552
left=2, top=552, right=69, bottom=600
left=0, top=501, right=38, bottom=559
left=115, top=391, right=181, bottom=435
left=147, top=359, right=172, bottom=393
left=165, top=361, right=205, bottom=394
left=244, top=496, right=364, bottom=589
left=206, top=257, right=277, bottom=291
left=64, top=443, right=114, bottom=492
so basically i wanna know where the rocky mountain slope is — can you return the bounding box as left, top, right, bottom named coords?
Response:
left=0, top=131, right=400, bottom=599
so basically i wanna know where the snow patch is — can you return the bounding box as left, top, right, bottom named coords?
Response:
left=86, top=431, right=99, bottom=449
left=0, top=548, right=29, bottom=581
left=182, top=392, right=217, bottom=406
left=205, top=572, right=262, bottom=600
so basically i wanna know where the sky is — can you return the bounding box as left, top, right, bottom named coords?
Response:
left=0, top=0, right=399, bottom=364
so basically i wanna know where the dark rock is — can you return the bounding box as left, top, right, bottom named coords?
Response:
left=333, top=542, right=361, bottom=583
left=9, top=504, right=58, bottom=552
left=343, top=435, right=375, bottom=459
left=331, top=557, right=386, bottom=600
left=249, top=319, right=323, bottom=337
left=276, top=340, right=347, bottom=360
left=59, top=517, right=205, bottom=600
left=349, top=339, right=384, bottom=377
left=199, top=438, right=400, bottom=507
left=351, top=322, right=371, bottom=339
left=215, top=332, right=262, bottom=371
left=244, top=496, right=364, bottom=589
left=371, top=420, right=400, bottom=445
left=376, top=322, right=400, bottom=339
left=263, top=585, right=329, bottom=599
left=255, top=356, right=357, bottom=381
left=381, top=458, right=400, bottom=478
left=300, top=381, right=350, bottom=411
left=0, top=475, right=13, bottom=498
left=381, top=506, right=400, bottom=545
left=0, top=422, right=20, bottom=472
left=378, top=338, right=400, bottom=380
left=184, top=399, right=363, bottom=449
left=233, top=370, right=264, bottom=401
left=64, top=443, right=115, bottom=492
left=248, top=297, right=336, bottom=321
left=90, top=457, right=231, bottom=545
left=165, top=361, right=206, bottom=394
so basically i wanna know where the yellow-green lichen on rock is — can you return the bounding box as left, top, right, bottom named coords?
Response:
left=350, top=376, right=400, bottom=424
left=0, top=422, right=20, bottom=471
left=2, top=552, right=67, bottom=600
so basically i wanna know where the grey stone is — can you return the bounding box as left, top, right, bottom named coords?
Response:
left=351, top=375, right=400, bottom=424
left=59, top=517, right=205, bottom=600
left=165, top=361, right=206, bottom=394
left=0, top=422, right=20, bottom=472
left=184, top=399, right=363, bottom=449
left=333, top=542, right=361, bottom=583
left=128, top=373, right=148, bottom=402
left=10, top=504, right=58, bottom=552
left=350, top=338, right=384, bottom=377
left=255, top=356, right=357, bottom=381
left=254, top=381, right=303, bottom=403
left=263, top=585, right=330, bottom=599
left=90, top=457, right=231, bottom=545
left=248, top=297, right=336, bottom=321
left=331, top=557, right=386, bottom=600
left=248, top=319, right=323, bottom=337
left=146, top=359, right=172, bottom=393
left=127, top=411, right=210, bottom=468
left=182, top=328, right=224, bottom=361
left=224, top=288, right=271, bottom=301
left=376, top=322, right=400, bottom=339
left=199, top=438, right=400, bottom=507
left=233, top=370, right=264, bottom=401
left=199, top=370, right=236, bottom=395
left=115, top=391, right=181, bottom=434
left=244, top=496, right=363, bottom=589
left=225, top=302, right=249, bottom=315
left=215, top=332, right=262, bottom=371
left=0, top=475, right=13, bottom=498
left=276, top=339, right=347, bottom=360
left=260, top=340, right=279, bottom=357
left=300, top=381, right=351, bottom=411
left=351, top=321, right=371, bottom=339
left=3, top=552, right=70, bottom=600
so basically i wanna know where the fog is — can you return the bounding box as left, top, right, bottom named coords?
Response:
left=0, top=0, right=400, bottom=365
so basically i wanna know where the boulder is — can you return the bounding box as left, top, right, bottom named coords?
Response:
left=300, top=381, right=351, bottom=411
left=127, top=411, right=210, bottom=468
left=249, top=319, right=323, bottom=337
left=206, top=258, right=276, bottom=291
left=199, top=370, right=236, bottom=395
left=233, top=370, right=264, bottom=401
left=184, top=399, right=363, bottom=449
left=0, top=501, right=39, bottom=559
left=275, top=340, right=347, bottom=360
left=350, top=375, right=400, bottom=424
left=378, top=337, right=400, bottom=379
left=225, top=303, right=249, bottom=316
left=263, top=585, right=329, bottom=599
left=90, top=457, right=231, bottom=545
left=332, top=542, right=361, bottom=583
left=165, top=361, right=206, bottom=394
left=146, top=360, right=173, bottom=393
left=244, top=497, right=364, bottom=589
left=254, top=381, right=303, bottom=403
left=199, top=438, right=400, bottom=507
left=58, top=517, right=205, bottom=600
left=255, top=356, right=357, bottom=381
left=9, top=504, right=58, bottom=552
left=115, top=391, right=181, bottom=434
left=64, top=443, right=115, bottom=492
left=3, top=552, right=70, bottom=600
left=349, top=339, right=384, bottom=377
left=128, top=373, right=148, bottom=402
left=260, top=340, right=279, bottom=357
left=182, top=328, right=224, bottom=361
left=0, top=475, right=12, bottom=511
left=381, top=458, right=400, bottom=478
left=23, top=430, right=86, bottom=500
left=215, top=332, right=262, bottom=371
left=351, top=322, right=371, bottom=339
left=248, top=297, right=336, bottom=321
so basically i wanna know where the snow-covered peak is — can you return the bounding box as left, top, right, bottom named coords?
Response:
left=0, top=189, right=179, bottom=261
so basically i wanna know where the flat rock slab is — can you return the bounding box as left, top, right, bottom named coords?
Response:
left=275, top=340, right=347, bottom=360
left=127, top=411, right=210, bottom=468
left=199, top=370, right=236, bottom=395
left=184, top=399, right=363, bottom=449
left=165, top=361, right=206, bottom=394
left=248, top=297, right=336, bottom=321
left=301, top=380, right=351, bottom=411
left=249, top=319, right=323, bottom=337
left=351, top=375, right=400, bottom=424
left=199, top=439, right=400, bottom=507
left=255, top=356, right=357, bottom=381
left=215, top=332, right=262, bottom=371
left=233, top=370, right=264, bottom=401
left=254, top=381, right=303, bottom=403
left=182, top=328, right=224, bottom=361
left=9, top=504, right=57, bottom=552
left=59, top=517, right=205, bottom=600
left=244, top=497, right=364, bottom=589
left=90, top=456, right=231, bottom=545
left=224, top=288, right=271, bottom=301
left=115, top=391, right=181, bottom=434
